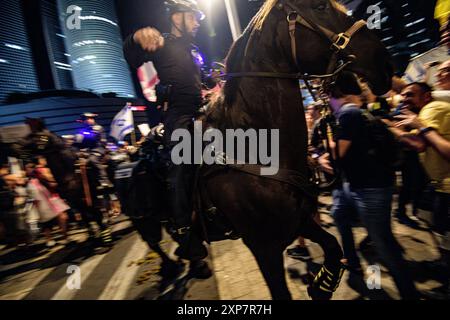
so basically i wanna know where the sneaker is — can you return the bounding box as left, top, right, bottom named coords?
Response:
left=395, top=213, right=420, bottom=228
left=286, top=246, right=311, bottom=261
left=46, top=240, right=56, bottom=248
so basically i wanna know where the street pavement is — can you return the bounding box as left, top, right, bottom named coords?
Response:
left=0, top=195, right=445, bottom=300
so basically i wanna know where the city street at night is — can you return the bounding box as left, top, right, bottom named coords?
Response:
left=1, top=0, right=449, bottom=304
left=0, top=195, right=445, bottom=300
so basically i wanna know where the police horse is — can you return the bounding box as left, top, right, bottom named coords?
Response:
left=199, top=0, right=392, bottom=300
left=120, top=0, right=393, bottom=300
left=26, top=0, right=393, bottom=300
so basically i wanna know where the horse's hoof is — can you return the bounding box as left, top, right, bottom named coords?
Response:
left=308, top=264, right=345, bottom=300
left=188, top=260, right=212, bottom=279
left=307, top=285, right=332, bottom=300
left=307, top=285, right=331, bottom=300
left=159, top=260, right=185, bottom=279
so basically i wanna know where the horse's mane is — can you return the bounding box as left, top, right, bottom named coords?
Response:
left=253, top=0, right=347, bottom=31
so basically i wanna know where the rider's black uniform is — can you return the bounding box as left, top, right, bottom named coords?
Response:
left=123, top=32, right=207, bottom=261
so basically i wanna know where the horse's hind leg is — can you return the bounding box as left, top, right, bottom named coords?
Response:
left=246, top=242, right=291, bottom=300
left=299, top=214, right=344, bottom=300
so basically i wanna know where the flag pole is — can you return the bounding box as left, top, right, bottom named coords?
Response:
left=131, top=129, right=137, bottom=146
left=127, top=102, right=137, bottom=146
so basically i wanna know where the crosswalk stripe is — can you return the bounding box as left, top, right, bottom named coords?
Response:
left=71, top=233, right=140, bottom=300
left=0, top=268, right=55, bottom=300
left=98, top=237, right=149, bottom=300
left=51, top=253, right=108, bottom=300
left=0, top=245, right=65, bottom=274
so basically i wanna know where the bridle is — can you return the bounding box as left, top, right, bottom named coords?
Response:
left=226, top=0, right=366, bottom=91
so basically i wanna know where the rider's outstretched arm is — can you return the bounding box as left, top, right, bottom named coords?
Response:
left=123, top=27, right=164, bottom=69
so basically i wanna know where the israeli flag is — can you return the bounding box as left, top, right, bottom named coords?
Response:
left=110, top=104, right=134, bottom=141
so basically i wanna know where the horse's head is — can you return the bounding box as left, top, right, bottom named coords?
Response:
left=246, top=0, right=393, bottom=95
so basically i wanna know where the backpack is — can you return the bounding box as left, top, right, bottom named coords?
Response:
left=361, top=111, right=404, bottom=169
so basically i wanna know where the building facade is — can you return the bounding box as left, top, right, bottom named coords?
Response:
left=0, top=0, right=40, bottom=103
left=57, top=0, right=136, bottom=98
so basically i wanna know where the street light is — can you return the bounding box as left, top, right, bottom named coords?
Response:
left=224, top=0, right=242, bottom=41
left=199, top=0, right=242, bottom=41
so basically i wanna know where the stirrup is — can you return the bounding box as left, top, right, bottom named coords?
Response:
left=308, top=264, right=345, bottom=300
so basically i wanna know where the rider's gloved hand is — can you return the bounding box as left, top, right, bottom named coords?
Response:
left=134, top=27, right=164, bottom=53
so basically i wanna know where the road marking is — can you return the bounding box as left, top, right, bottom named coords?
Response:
left=51, top=253, right=108, bottom=300
left=98, top=237, right=148, bottom=300
left=0, top=268, right=55, bottom=300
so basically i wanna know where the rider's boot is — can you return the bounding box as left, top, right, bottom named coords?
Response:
left=171, top=226, right=211, bottom=279
left=307, top=263, right=345, bottom=300
left=172, top=226, right=205, bottom=255
left=188, top=259, right=212, bottom=279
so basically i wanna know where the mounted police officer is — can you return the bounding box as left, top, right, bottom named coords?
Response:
left=123, top=0, right=212, bottom=278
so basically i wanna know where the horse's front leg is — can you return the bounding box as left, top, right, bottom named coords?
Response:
left=299, top=214, right=345, bottom=300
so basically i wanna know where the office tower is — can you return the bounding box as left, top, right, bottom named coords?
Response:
left=0, top=0, right=40, bottom=103
left=57, top=0, right=136, bottom=97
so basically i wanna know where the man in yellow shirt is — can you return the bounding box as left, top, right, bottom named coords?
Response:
left=392, top=82, right=450, bottom=298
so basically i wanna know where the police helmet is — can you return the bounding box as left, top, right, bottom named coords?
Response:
left=80, top=112, right=98, bottom=120
left=165, top=0, right=205, bottom=21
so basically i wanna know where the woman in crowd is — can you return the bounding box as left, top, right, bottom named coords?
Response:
left=26, top=156, right=69, bottom=247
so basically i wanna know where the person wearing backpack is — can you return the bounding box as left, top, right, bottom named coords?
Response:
left=325, top=72, right=419, bottom=299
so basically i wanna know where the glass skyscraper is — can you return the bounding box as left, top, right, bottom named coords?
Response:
left=0, top=0, right=40, bottom=103
left=41, top=0, right=74, bottom=90
left=57, top=0, right=136, bottom=97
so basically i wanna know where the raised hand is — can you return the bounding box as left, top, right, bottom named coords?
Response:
left=134, top=27, right=165, bottom=53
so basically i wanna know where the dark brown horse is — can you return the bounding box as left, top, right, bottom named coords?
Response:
left=198, top=0, right=393, bottom=300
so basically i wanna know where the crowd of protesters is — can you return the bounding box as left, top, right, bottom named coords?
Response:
left=0, top=125, right=139, bottom=249
left=286, top=50, right=449, bottom=298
